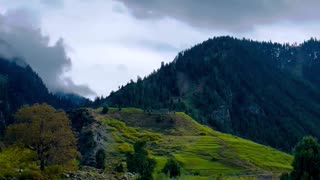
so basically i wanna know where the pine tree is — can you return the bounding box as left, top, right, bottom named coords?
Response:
left=291, top=136, right=320, bottom=180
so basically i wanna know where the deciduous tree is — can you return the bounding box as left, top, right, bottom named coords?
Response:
left=6, top=104, right=79, bottom=171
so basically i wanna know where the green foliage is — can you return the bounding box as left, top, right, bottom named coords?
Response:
left=0, top=57, right=86, bottom=135
left=0, top=146, right=74, bottom=179
left=6, top=104, right=79, bottom=171
left=67, top=108, right=94, bottom=131
left=95, top=109, right=293, bottom=178
left=0, top=147, right=38, bottom=178
left=0, top=75, right=8, bottom=133
left=101, top=37, right=320, bottom=152
left=102, top=105, right=109, bottom=114
left=114, top=163, right=124, bottom=173
left=126, top=141, right=156, bottom=180
left=104, top=117, right=162, bottom=142
left=95, top=149, right=106, bottom=169
left=44, top=165, right=64, bottom=179
left=118, top=143, right=134, bottom=153
left=162, top=158, right=181, bottom=178
left=68, top=109, right=97, bottom=166
left=78, top=130, right=96, bottom=163
left=280, top=172, right=291, bottom=180
left=291, top=136, right=320, bottom=180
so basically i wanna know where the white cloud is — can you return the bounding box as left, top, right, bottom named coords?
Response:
left=1, top=0, right=320, bottom=99
left=36, top=0, right=212, bottom=98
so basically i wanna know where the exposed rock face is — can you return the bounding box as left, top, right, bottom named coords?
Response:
left=67, top=109, right=114, bottom=167
left=79, top=120, right=113, bottom=166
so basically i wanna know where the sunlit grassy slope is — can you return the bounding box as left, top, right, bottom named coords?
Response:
left=93, top=108, right=292, bottom=179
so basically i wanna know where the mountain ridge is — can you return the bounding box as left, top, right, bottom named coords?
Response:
left=101, top=36, right=320, bottom=152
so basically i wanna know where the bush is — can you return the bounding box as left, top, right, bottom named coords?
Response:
left=0, top=147, right=38, bottom=178
left=96, top=149, right=106, bottom=169
left=280, top=172, right=291, bottom=180
left=102, top=106, right=109, bottom=114
left=118, top=143, right=134, bottom=154
left=44, top=165, right=64, bottom=179
left=126, top=141, right=156, bottom=180
left=162, top=158, right=181, bottom=178
left=114, top=163, right=124, bottom=173
left=79, top=130, right=96, bottom=156
left=291, top=136, right=320, bottom=180
left=156, top=115, right=164, bottom=123
left=18, top=170, right=43, bottom=180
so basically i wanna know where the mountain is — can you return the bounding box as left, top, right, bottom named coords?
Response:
left=102, top=36, right=320, bottom=152
left=55, top=92, right=91, bottom=107
left=0, top=56, right=89, bottom=132
left=72, top=107, right=292, bottom=179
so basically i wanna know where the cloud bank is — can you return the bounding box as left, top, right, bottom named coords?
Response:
left=0, top=8, right=95, bottom=97
left=119, top=0, right=320, bottom=32
left=2, top=0, right=320, bottom=99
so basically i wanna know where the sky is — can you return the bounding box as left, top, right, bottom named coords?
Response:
left=0, top=0, right=320, bottom=99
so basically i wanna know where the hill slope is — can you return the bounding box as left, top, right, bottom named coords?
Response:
left=103, top=37, right=320, bottom=152
left=82, top=108, right=293, bottom=179
left=0, top=57, right=89, bottom=132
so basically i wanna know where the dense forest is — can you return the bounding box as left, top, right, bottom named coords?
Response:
left=0, top=57, right=90, bottom=133
left=101, top=36, right=320, bottom=152
left=1, top=35, right=320, bottom=179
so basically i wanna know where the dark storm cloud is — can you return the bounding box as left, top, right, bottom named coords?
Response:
left=118, top=0, right=320, bottom=32
left=0, top=9, right=96, bottom=96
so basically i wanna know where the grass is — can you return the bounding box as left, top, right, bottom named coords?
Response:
left=92, top=108, right=293, bottom=179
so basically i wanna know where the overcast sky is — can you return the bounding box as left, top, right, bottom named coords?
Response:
left=1, top=0, right=320, bottom=99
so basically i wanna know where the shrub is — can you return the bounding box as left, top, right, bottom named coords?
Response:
left=114, top=163, right=124, bottom=173
left=156, top=115, right=164, bottom=123
left=44, top=165, right=64, bottom=179
left=102, top=106, right=109, bottom=114
left=0, top=147, right=42, bottom=179
left=118, top=143, right=134, bottom=154
left=280, top=172, right=291, bottom=180
left=79, top=130, right=96, bottom=156
left=291, top=136, right=320, bottom=180
left=126, top=141, right=156, bottom=180
left=96, top=149, right=106, bottom=169
left=18, top=170, right=43, bottom=180
left=162, top=158, right=181, bottom=178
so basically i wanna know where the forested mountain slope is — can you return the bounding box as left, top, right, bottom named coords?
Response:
left=0, top=56, right=89, bottom=132
left=103, top=36, right=320, bottom=152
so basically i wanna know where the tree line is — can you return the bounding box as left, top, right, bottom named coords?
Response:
left=99, top=37, right=320, bottom=152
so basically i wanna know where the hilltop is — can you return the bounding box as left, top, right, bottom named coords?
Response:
left=74, top=107, right=293, bottom=179
left=101, top=36, right=320, bottom=152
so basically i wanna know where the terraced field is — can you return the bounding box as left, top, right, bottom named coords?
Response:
left=92, top=108, right=292, bottom=179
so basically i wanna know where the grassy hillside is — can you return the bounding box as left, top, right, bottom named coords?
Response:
left=91, top=108, right=292, bottom=179
left=103, top=37, right=320, bottom=152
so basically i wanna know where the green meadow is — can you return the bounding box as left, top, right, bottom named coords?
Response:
left=94, top=108, right=292, bottom=179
